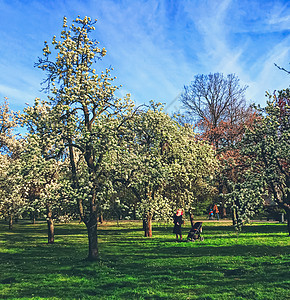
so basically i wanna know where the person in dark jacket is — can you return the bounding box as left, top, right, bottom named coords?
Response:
left=173, top=209, right=184, bottom=241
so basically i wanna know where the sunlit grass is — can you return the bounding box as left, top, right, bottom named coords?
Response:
left=0, top=220, right=289, bottom=299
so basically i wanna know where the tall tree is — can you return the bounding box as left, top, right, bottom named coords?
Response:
left=179, top=73, right=256, bottom=219
left=112, top=102, right=218, bottom=236
left=0, top=99, right=24, bottom=229
left=0, top=153, right=25, bottom=229
left=19, top=132, right=67, bottom=244
left=32, top=16, right=135, bottom=260
left=112, top=103, right=176, bottom=237
left=180, top=73, right=248, bottom=150
left=238, top=90, right=290, bottom=234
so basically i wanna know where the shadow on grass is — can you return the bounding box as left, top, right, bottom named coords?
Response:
left=1, top=222, right=289, bottom=299
left=154, top=223, right=286, bottom=231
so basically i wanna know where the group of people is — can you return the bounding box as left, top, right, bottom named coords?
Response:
left=173, top=205, right=220, bottom=241
left=208, top=204, right=219, bottom=220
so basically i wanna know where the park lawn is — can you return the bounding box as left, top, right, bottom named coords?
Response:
left=0, top=220, right=289, bottom=300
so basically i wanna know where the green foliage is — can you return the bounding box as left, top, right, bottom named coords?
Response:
left=0, top=220, right=289, bottom=299
left=22, top=16, right=139, bottom=257
left=233, top=90, right=290, bottom=232
left=225, top=171, right=265, bottom=230
left=0, top=153, right=25, bottom=225
left=0, top=100, right=25, bottom=227
left=112, top=102, right=218, bottom=225
left=0, top=98, right=22, bottom=157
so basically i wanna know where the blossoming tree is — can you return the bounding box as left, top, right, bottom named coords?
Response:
left=32, top=16, right=135, bottom=259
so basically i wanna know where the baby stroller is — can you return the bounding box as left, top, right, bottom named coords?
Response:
left=187, top=222, right=204, bottom=242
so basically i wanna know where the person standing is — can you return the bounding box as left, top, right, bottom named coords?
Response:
left=213, top=204, right=219, bottom=220
left=173, top=209, right=184, bottom=241
left=209, top=208, right=214, bottom=220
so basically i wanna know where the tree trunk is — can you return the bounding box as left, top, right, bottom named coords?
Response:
left=222, top=205, right=227, bottom=218
left=285, top=208, right=290, bottom=236
left=143, top=213, right=152, bottom=237
left=218, top=183, right=226, bottom=218
left=275, top=196, right=289, bottom=236
left=85, top=213, right=99, bottom=260
left=232, top=206, right=237, bottom=226
left=189, top=213, right=195, bottom=228
left=8, top=215, right=13, bottom=230
left=46, top=206, right=54, bottom=244
left=133, top=204, right=137, bottom=220
left=31, top=212, right=36, bottom=224
left=99, top=214, right=103, bottom=224
left=68, top=135, right=100, bottom=260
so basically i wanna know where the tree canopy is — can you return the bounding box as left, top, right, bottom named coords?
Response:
left=29, top=16, right=136, bottom=259
left=236, top=90, right=290, bottom=233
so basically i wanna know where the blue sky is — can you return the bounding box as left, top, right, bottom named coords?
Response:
left=0, top=0, right=289, bottom=114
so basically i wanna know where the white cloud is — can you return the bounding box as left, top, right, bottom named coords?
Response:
left=87, top=0, right=194, bottom=107
left=267, top=2, right=290, bottom=29
left=246, top=37, right=290, bottom=103
left=176, top=0, right=290, bottom=105
left=0, top=84, right=36, bottom=105
left=0, top=0, right=289, bottom=113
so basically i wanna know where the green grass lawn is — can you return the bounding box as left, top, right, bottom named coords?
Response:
left=0, top=220, right=289, bottom=299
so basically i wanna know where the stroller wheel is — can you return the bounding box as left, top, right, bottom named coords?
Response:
left=200, top=237, right=204, bottom=241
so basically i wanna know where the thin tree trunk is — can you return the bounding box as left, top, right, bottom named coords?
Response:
left=31, top=211, right=36, bottom=224
left=222, top=205, right=227, bottom=218
left=285, top=208, right=290, bottom=236
left=232, top=206, right=237, bottom=226
left=143, top=213, right=152, bottom=237
left=46, top=206, right=54, bottom=244
left=85, top=213, right=99, bottom=260
left=189, top=213, right=195, bottom=228
left=99, top=214, right=103, bottom=224
left=218, top=182, right=226, bottom=218
left=133, top=204, right=137, bottom=220
left=8, top=215, right=13, bottom=230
